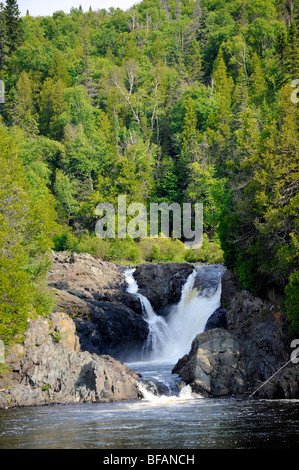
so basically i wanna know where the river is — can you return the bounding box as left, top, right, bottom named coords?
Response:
left=1, top=361, right=299, bottom=449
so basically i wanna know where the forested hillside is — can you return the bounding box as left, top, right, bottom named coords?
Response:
left=0, top=0, right=298, bottom=342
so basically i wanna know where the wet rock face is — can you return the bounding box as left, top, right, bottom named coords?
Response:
left=220, top=270, right=240, bottom=307
left=0, top=312, right=141, bottom=409
left=132, top=262, right=194, bottom=316
left=193, top=264, right=225, bottom=297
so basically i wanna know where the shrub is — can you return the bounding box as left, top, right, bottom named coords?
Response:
left=284, top=271, right=299, bottom=337
left=184, top=234, right=224, bottom=264
left=76, top=233, right=108, bottom=259
left=138, top=237, right=186, bottom=262
left=106, top=237, right=143, bottom=263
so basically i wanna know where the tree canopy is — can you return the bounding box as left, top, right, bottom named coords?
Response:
left=0, top=0, right=298, bottom=341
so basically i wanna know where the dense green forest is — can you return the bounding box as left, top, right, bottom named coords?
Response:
left=0, top=0, right=298, bottom=343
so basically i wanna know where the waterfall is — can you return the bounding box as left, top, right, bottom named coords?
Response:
left=125, top=269, right=169, bottom=360
left=125, top=265, right=224, bottom=364
left=159, top=265, right=223, bottom=363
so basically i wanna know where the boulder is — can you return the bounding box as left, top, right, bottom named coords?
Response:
left=193, top=264, right=225, bottom=296
left=72, top=297, right=149, bottom=362
left=173, top=328, right=246, bottom=397
left=204, top=306, right=227, bottom=331
left=48, top=251, right=126, bottom=291
left=0, top=312, right=142, bottom=408
left=133, top=262, right=194, bottom=316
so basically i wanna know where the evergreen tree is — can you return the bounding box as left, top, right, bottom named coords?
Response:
left=4, top=0, right=23, bottom=53
left=0, top=3, right=8, bottom=70
left=206, top=48, right=234, bottom=167
left=249, top=53, right=268, bottom=106
left=186, top=38, right=203, bottom=83
left=276, top=28, right=288, bottom=87
left=285, top=20, right=299, bottom=80
left=197, top=6, right=209, bottom=50
left=232, top=67, right=249, bottom=129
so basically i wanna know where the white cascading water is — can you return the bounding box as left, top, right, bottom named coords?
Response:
left=159, top=266, right=223, bottom=363
left=125, top=268, right=169, bottom=360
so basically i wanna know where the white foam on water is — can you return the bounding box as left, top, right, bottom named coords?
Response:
left=135, top=382, right=202, bottom=407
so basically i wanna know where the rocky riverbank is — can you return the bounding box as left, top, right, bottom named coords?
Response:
left=173, top=270, right=299, bottom=399
left=0, top=311, right=142, bottom=408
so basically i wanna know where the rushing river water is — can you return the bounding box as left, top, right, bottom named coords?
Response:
left=1, top=361, right=299, bottom=449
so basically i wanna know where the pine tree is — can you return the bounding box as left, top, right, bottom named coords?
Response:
left=231, top=66, right=250, bottom=149
left=212, top=48, right=233, bottom=124
left=206, top=48, right=234, bottom=166
left=276, top=28, right=288, bottom=87
left=186, top=38, right=203, bottom=83
left=285, top=21, right=299, bottom=80
left=0, top=3, right=8, bottom=70
left=4, top=0, right=23, bottom=53
left=249, top=53, right=267, bottom=106
left=197, top=6, right=209, bottom=49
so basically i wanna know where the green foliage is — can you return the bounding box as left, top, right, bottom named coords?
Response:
left=0, top=121, right=57, bottom=344
left=4, top=0, right=23, bottom=54
left=0, top=0, right=298, bottom=342
left=52, top=228, right=224, bottom=266
left=184, top=234, right=224, bottom=264
left=284, top=271, right=299, bottom=337
left=139, top=237, right=187, bottom=263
